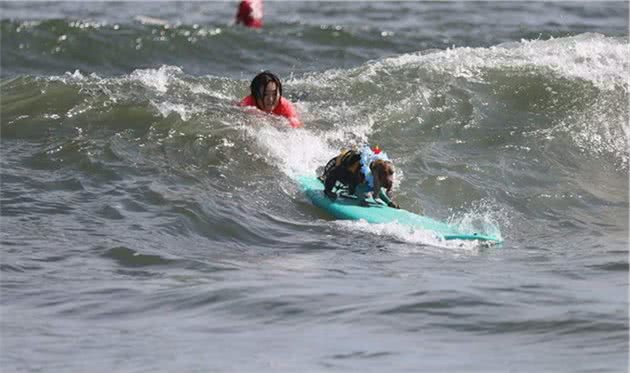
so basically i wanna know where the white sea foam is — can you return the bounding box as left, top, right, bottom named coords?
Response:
left=446, top=199, right=506, bottom=244
left=245, top=123, right=335, bottom=178
left=335, top=220, right=483, bottom=254
left=129, top=65, right=183, bottom=93
left=374, top=33, right=629, bottom=92
left=151, top=100, right=201, bottom=121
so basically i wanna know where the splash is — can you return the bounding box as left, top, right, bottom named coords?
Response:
left=335, top=220, right=484, bottom=254
left=446, top=199, right=506, bottom=244
left=129, top=65, right=183, bottom=93
left=242, top=123, right=335, bottom=178
left=151, top=100, right=202, bottom=121
left=239, top=102, right=380, bottom=179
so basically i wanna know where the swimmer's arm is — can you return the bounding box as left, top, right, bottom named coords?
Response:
left=288, top=116, right=302, bottom=128
left=239, top=95, right=254, bottom=107
left=280, top=98, right=303, bottom=128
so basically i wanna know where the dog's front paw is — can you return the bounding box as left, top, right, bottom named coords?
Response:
left=360, top=199, right=370, bottom=207
left=324, top=190, right=337, bottom=200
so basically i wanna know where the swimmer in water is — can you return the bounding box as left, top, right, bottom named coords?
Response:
left=240, top=71, right=302, bottom=128
left=235, top=0, right=263, bottom=29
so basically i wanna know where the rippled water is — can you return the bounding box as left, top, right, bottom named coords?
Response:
left=1, top=2, right=628, bottom=372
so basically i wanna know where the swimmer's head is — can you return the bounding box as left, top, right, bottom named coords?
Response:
left=250, top=71, right=282, bottom=113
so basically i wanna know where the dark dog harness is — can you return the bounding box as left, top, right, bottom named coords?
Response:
left=319, top=149, right=362, bottom=182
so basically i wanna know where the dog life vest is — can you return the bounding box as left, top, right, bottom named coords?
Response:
left=320, top=146, right=395, bottom=206
left=320, top=149, right=362, bottom=183
left=321, top=145, right=390, bottom=186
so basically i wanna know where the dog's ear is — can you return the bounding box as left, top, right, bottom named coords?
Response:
left=370, top=160, right=382, bottom=190
left=385, top=161, right=395, bottom=177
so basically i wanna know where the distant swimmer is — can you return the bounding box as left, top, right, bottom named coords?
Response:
left=235, top=0, right=263, bottom=29
left=240, top=71, right=302, bottom=128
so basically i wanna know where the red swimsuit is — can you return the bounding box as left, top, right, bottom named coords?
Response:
left=235, top=0, right=263, bottom=29
left=240, top=95, right=302, bottom=128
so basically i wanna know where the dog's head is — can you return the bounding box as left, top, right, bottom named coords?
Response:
left=371, top=159, right=395, bottom=191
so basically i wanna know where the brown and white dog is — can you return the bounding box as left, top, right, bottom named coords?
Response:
left=319, top=147, right=399, bottom=208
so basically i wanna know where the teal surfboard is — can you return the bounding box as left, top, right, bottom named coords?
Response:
left=298, top=175, right=502, bottom=243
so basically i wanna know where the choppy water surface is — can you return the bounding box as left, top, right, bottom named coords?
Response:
left=1, top=2, right=628, bottom=372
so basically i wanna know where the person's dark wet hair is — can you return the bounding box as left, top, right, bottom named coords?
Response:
left=250, top=71, right=282, bottom=102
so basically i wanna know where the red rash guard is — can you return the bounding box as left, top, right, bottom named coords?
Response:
left=235, top=0, right=263, bottom=29
left=240, top=95, right=303, bottom=128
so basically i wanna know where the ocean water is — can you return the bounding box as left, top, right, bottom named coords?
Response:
left=1, top=2, right=628, bottom=372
